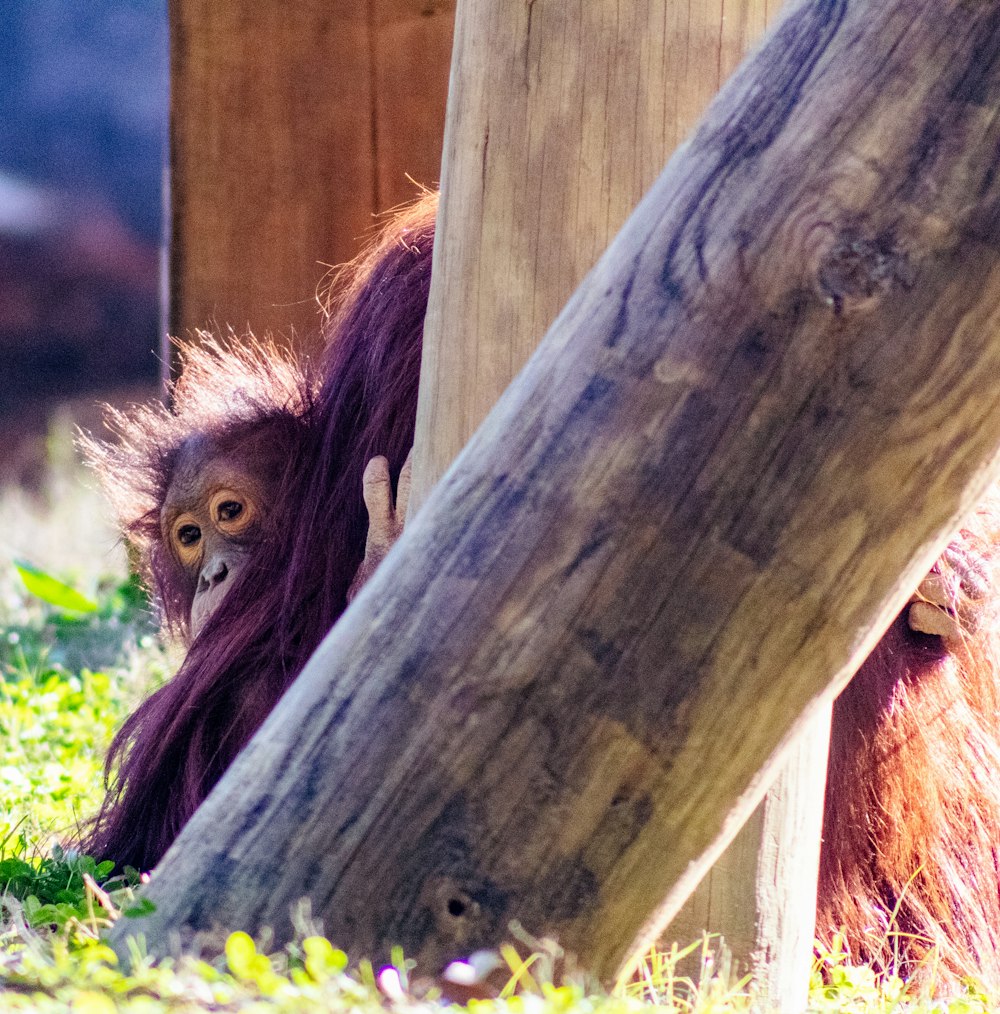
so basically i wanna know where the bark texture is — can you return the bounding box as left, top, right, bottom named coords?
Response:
left=408, top=0, right=819, bottom=1003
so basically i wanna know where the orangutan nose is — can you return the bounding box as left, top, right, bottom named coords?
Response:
left=198, top=558, right=229, bottom=594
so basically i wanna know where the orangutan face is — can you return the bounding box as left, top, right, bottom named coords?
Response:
left=161, top=434, right=278, bottom=639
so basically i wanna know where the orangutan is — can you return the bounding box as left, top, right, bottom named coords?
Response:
left=83, top=190, right=1000, bottom=988
left=819, top=512, right=1000, bottom=983
left=81, top=193, right=434, bottom=871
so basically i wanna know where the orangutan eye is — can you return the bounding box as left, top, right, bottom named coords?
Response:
left=177, top=524, right=201, bottom=547
left=217, top=500, right=243, bottom=522
left=211, top=489, right=256, bottom=533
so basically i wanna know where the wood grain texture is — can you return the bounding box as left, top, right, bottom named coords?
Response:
left=168, top=0, right=453, bottom=356
left=372, top=1, right=455, bottom=209
left=665, top=705, right=831, bottom=1008
left=121, top=0, right=1000, bottom=985
left=410, top=0, right=815, bottom=997
left=409, top=0, right=775, bottom=509
left=751, top=707, right=832, bottom=998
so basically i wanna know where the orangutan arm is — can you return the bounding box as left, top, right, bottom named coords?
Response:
left=347, top=450, right=413, bottom=602
left=907, top=542, right=990, bottom=646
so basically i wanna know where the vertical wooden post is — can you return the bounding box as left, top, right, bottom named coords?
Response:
left=665, top=708, right=832, bottom=1008
left=410, top=0, right=781, bottom=507
left=409, top=0, right=825, bottom=1006
left=168, top=1, right=454, bottom=357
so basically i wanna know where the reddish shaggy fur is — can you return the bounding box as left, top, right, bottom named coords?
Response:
left=84, top=189, right=1000, bottom=987
left=82, top=194, right=434, bottom=871
left=818, top=493, right=1000, bottom=985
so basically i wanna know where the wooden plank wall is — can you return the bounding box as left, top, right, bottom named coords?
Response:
left=168, top=0, right=454, bottom=359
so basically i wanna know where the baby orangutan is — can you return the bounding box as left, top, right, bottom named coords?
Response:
left=81, top=194, right=433, bottom=870
left=161, top=431, right=285, bottom=639
left=160, top=430, right=410, bottom=640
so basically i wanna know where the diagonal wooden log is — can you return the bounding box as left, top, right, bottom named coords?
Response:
left=112, top=0, right=1000, bottom=984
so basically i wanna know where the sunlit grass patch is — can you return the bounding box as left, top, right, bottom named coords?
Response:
left=0, top=468, right=168, bottom=845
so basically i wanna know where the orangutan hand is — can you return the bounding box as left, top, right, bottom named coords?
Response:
left=347, top=449, right=412, bottom=603
left=907, top=542, right=990, bottom=647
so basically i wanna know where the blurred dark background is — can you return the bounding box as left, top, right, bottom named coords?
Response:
left=0, top=0, right=167, bottom=487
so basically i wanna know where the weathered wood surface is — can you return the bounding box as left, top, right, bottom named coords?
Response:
left=168, top=0, right=453, bottom=356
left=750, top=709, right=831, bottom=985
left=117, top=0, right=1000, bottom=984
left=372, top=1, right=455, bottom=209
left=409, top=0, right=778, bottom=509
left=663, top=706, right=831, bottom=1002
left=408, top=0, right=822, bottom=1004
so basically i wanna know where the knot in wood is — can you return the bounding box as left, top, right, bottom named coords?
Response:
left=414, top=873, right=511, bottom=958
left=817, top=228, right=914, bottom=315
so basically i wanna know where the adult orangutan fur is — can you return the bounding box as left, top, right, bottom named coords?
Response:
left=83, top=190, right=1000, bottom=987
left=818, top=501, right=1000, bottom=985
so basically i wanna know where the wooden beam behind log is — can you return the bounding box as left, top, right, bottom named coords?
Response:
left=114, top=0, right=1000, bottom=984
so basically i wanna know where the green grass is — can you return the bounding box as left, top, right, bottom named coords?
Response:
left=0, top=435, right=996, bottom=1011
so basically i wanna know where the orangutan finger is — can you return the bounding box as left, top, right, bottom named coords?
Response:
left=908, top=574, right=981, bottom=642
left=348, top=454, right=399, bottom=600
left=912, top=572, right=959, bottom=611
left=396, top=449, right=413, bottom=522
left=359, top=458, right=389, bottom=543
left=908, top=600, right=963, bottom=643
left=943, top=544, right=990, bottom=600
